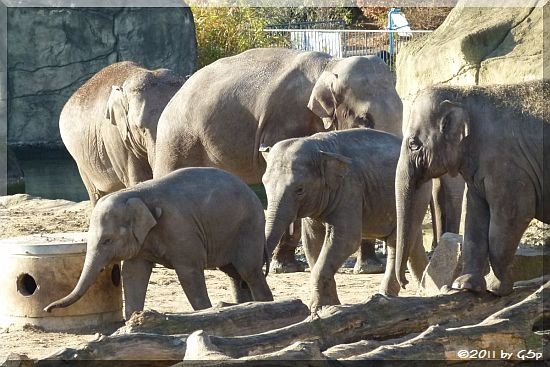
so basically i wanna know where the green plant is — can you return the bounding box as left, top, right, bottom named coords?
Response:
left=192, top=7, right=356, bottom=68
left=193, top=7, right=273, bottom=68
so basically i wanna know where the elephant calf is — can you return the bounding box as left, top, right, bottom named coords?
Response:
left=44, top=168, right=273, bottom=318
left=395, top=80, right=549, bottom=296
left=262, top=129, right=431, bottom=311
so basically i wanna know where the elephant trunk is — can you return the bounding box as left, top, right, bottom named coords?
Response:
left=395, top=145, right=431, bottom=289
left=44, top=250, right=108, bottom=312
left=264, top=197, right=296, bottom=257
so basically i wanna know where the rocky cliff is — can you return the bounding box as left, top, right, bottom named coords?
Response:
left=396, top=0, right=547, bottom=111
left=7, top=7, right=197, bottom=147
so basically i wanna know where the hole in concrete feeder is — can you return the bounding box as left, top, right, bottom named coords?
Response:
left=17, top=273, right=37, bottom=296
left=111, top=264, right=121, bottom=287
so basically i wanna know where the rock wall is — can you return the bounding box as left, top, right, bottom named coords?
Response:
left=396, top=0, right=547, bottom=112
left=7, top=7, right=197, bottom=147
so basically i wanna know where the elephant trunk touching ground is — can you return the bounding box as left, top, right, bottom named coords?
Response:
left=44, top=249, right=111, bottom=312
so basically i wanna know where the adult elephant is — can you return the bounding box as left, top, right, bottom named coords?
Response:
left=153, top=48, right=403, bottom=273
left=60, top=61, right=185, bottom=205
left=395, top=80, right=548, bottom=295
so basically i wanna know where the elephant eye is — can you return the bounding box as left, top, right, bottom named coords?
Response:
left=296, top=187, right=305, bottom=196
left=408, top=137, right=422, bottom=151
left=360, top=114, right=375, bottom=129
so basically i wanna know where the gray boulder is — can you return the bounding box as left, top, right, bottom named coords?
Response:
left=396, top=0, right=546, bottom=111
left=7, top=7, right=196, bottom=147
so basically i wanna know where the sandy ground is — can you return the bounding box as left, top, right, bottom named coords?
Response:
left=0, top=194, right=547, bottom=360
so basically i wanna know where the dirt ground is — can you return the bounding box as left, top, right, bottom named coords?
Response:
left=0, top=194, right=547, bottom=360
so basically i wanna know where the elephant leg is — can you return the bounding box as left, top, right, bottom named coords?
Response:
left=239, top=268, right=273, bottom=302
left=309, top=223, right=361, bottom=312
left=453, top=188, right=489, bottom=293
left=175, top=266, right=212, bottom=310
left=486, top=190, right=534, bottom=296
left=407, top=231, right=429, bottom=285
left=353, top=239, right=384, bottom=274
left=301, top=217, right=326, bottom=269
left=77, top=165, right=101, bottom=206
left=270, top=219, right=306, bottom=274
left=219, top=263, right=253, bottom=303
left=380, top=233, right=400, bottom=296
left=431, top=175, right=465, bottom=250
left=121, top=258, right=154, bottom=320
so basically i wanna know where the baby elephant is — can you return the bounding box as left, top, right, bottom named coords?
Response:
left=263, top=129, right=431, bottom=311
left=45, top=168, right=273, bottom=318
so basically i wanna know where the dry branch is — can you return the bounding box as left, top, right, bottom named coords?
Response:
left=115, top=299, right=309, bottom=336
left=183, top=283, right=541, bottom=359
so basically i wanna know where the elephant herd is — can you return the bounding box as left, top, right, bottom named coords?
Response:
left=44, top=48, right=548, bottom=318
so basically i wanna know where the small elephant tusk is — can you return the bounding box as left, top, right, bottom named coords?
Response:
left=288, top=222, right=294, bottom=236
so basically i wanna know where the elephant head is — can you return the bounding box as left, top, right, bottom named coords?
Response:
left=44, top=196, right=161, bottom=312
left=395, top=88, right=469, bottom=288
left=307, top=55, right=402, bottom=137
left=262, top=139, right=351, bottom=255
left=105, top=69, right=184, bottom=166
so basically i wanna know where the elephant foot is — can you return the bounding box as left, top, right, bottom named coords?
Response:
left=486, top=274, right=514, bottom=297
left=379, top=283, right=400, bottom=297
left=308, top=294, right=339, bottom=314
left=452, top=273, right=487, bottom=293
left=269, top=258, right=307, bottom=274
left=353, top=257, right=385, bottom=274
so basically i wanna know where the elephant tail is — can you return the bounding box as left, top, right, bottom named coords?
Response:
left=263, top=242, right=270, bottom=277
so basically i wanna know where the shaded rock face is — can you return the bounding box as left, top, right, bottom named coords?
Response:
left=7, top=7, right=197, bottom=147
left=396, top=0, right=546, bottom=116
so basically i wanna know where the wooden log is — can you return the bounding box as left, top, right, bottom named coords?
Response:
left=184, top=330, right=326, bottom=362
left=183, top=283, right=542, bottom=359
left=349, top=282, right=548, bottom=361
left=115, top=299, right=309, bottom=336
left=38, top=333, right=186, bottom=366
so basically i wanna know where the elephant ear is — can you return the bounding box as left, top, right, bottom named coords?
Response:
left=439, top=100, right=469, bottom=143
left=105, top=85, right=130, bottom=142
left=320, top=151, right=351, bottom=190
left=307, top=72, right=341, bottom=130
left=126, top=198, right=158, bottom=244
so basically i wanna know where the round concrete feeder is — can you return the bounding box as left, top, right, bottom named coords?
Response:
left=0, top=232, right=123, bottom=331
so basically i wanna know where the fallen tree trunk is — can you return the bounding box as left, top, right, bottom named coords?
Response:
left=183, top=283, right=543, bottom=359
left=39, top=281, right=546, bottom=364
left=115, top=298, right=309, bottom=336
left=38, top=333, right=186, bottom=366
left=348, top=282, right=548, bottom=361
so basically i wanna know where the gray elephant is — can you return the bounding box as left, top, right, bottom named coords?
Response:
left=262, top=129, right=430, bottom=310
left=153, top=48, right=403, bottom=273
left=60, top=61, right=185, bottom=205
left=44, top=167, right=273, bottom=318
left=395, top=80, right=548, bottom=296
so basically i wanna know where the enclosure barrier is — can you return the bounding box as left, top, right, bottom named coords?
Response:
left=264, top=29, right=432, bottom=71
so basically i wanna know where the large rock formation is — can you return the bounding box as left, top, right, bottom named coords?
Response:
left=396, top=0, right=547, bottom=109
left=7, top=6, right=197, bottom=147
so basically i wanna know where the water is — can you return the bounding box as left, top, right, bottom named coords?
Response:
left=13, top=148, right=268, bottom=207
left=14, top=148, right=88, bottom=202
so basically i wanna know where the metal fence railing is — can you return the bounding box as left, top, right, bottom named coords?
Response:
left=265, top=20, right=345, bottom=30
left=263, top=29, right=432, bottom=71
